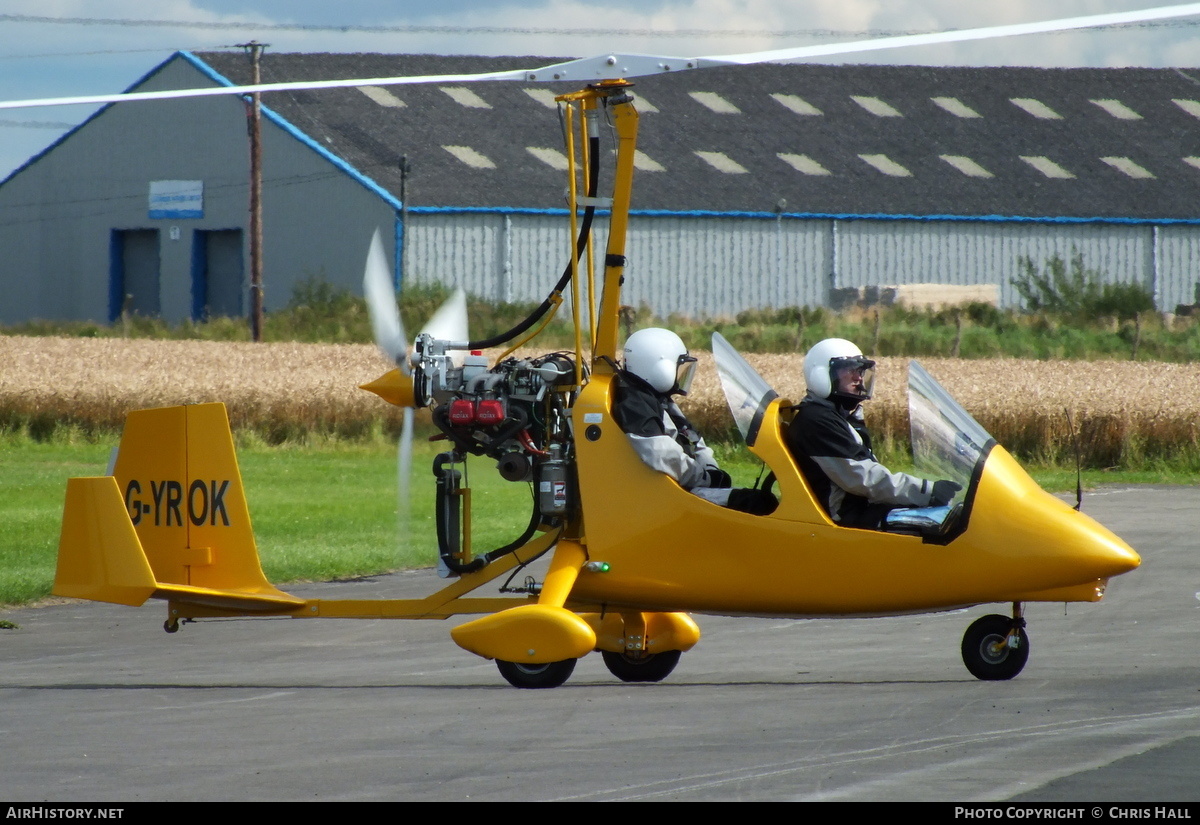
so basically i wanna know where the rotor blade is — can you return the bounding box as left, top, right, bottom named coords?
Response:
left=398, top=406, right=413, bottom=534
left=420, top=287, right=469, bottom=345
left=4, top=4, right=1200, bottom=111
left=0, top=66, right=534, bottom=112
left=0, top=54, right=678, bottom=112
left=695, top=3, right=1200, bottom=66
left=362, top=230, right=408, bottom=369
left=0, top=54, right=698, bottom=112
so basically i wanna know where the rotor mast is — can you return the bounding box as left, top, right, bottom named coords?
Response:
left=556, top=81, right=639, bottom=376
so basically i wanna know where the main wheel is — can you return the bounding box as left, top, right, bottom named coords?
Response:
left=961, top=614, right=1030, bottom=681
left=496, top=658, right=576, bottom=689
left=601, top=649, right=682, bottom=683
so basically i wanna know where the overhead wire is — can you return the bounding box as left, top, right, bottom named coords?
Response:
left=5, top=12, right=1198, bottom=40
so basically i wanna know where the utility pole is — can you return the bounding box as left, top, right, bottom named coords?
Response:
left=237, top=40, right=268, bottom=342
left=398, top=155, right=410, bottom=293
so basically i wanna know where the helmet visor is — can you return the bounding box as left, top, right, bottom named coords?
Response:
left=830, top=355, right=876, bottom=400
left=674, top=354, right=698, bottom=396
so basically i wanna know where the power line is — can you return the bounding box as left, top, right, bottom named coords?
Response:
left=0, top=118, right=74, bottom=128
left=4, top=12, right=1197, bottom=40
left=0, top=46, right=219, bottom=61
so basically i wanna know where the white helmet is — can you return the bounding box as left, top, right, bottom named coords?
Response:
left=623, top=327, right=697, bottom=395
left=803, top=338, right=876, bottom=403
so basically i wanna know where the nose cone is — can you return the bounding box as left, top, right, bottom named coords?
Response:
left=968, top=446, right=1141, bottom=590
left=1058, top=507, right=1141, bottom=578
left=359, top=368, right=415, bottom=408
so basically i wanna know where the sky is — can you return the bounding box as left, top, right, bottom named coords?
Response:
left=2, top=1, right=1200, bottom=177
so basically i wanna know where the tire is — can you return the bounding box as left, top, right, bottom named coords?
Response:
left=496, top=658, right=576, bottom=689
left=961, top=614, right=1030, bottom=681
left=601, top=649, right=682, bottom=683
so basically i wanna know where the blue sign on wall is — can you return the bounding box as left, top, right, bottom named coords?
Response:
left=149, top=180, right=203, bottom=219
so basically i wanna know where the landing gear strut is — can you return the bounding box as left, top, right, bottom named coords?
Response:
left=961, top=602, right=1029, bottom=680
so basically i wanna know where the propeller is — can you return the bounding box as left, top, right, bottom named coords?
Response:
left=420, top=286, right=467, bottom=342
left=361, top=229, right=472, bottom=566
left=360, top=229, right=417, bottom=540
left=419, top=286, right=468, bottom=366
left=3, top=5, right=1200, bottom=111
left=363, top=229, right=407, bottom=366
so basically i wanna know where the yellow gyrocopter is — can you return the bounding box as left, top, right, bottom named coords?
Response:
left=42, top=7, right=1172, bottom=688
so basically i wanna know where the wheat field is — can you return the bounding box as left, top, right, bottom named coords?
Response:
left=3, top=335, right=1199, bottom=466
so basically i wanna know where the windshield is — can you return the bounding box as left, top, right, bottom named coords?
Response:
left=712, top=334, right=995, bottom=493
left=907, top=360, right=994, bottom=493
left=712, top=332, right=777, bottom=446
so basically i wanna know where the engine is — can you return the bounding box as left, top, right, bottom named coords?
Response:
left=411, top=333, right=580, bottom=532
left=409, top=333, right=581, bottom=577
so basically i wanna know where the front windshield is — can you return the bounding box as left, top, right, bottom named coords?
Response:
left=908, top=360, right=994, bottom=493
left=712, top=332, right=777, bottom=446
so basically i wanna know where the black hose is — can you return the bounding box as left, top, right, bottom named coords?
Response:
left=433, top=453, right=486, bottom=575
left=432, top=433, right=546, bottom=574
left=466, top=134, right=602, bottom=350
left=481, top=495, right=548, bottom=565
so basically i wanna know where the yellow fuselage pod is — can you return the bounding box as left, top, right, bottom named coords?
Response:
left=570, top=375, right=1140, bottom=617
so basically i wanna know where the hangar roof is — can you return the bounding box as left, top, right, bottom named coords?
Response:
left=196, top=52, right=1200, bottom=221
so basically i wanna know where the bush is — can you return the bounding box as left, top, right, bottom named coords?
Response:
left=268, top=277, right=371, bottom=343
left=1014, top=252, right=1154, bottom=321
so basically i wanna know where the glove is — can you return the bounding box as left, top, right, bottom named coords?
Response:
left=704, top=468, right=733, bottom=488
left=728, top=487, right=779, bottom=515
left=931, top=479, right=962, bottom=506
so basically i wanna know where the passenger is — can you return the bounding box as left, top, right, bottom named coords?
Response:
left=614, top=328, right=776, bottom=515
left=787, top=337, right=960, bottom=531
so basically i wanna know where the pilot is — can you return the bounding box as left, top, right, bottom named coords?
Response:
left=614, top=327, right=776, bottom=515
left=787, top=337, right=960, bottom=531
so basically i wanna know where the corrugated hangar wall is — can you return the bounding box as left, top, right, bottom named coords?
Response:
left=401, top=210, right=1200, bottom=318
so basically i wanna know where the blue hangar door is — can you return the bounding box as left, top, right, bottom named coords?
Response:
left=192, top=229, right=244, bottom=320
left=109, top=229, right=161, bottom=321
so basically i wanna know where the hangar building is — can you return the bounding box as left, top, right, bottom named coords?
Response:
left=2, top=52, right=1199, bottom=324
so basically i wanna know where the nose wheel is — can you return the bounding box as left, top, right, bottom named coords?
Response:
left=961, top=606, right=1029, bottom=680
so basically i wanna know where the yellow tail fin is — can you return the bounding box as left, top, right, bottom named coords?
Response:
left=54, top=403, right=303, bottom=611
left=55, top=476, right=157, bottom=606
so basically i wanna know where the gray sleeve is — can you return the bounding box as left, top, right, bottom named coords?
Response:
left=812, top=455, right=934, bottom=507
left=691, top=435, right=719, bottom=474
left=628, top=433, right=711, bottom=489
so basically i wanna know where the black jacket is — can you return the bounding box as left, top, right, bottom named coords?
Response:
left=787, top=393, right=934, bottom=528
